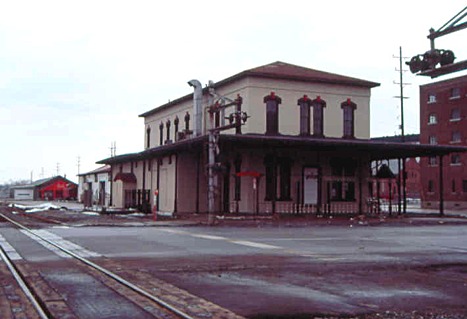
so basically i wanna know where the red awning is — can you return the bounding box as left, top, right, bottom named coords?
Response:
left=236, top=171, right=262, bottom=178
left=113, top=172, right=137, bottom=183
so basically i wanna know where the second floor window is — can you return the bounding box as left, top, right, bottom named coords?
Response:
left=450, top=87, right=461, bottom=99
left=428, top=156, right=438, bottom=166
left=159, top=122, right=164, bottom=145
left=428, top=113, right=437, bottom=124
left=451, top=131, right=461, bottom=143
left=429, top=136, right=437, bottom=145
left=451, top=153, right=461, bottom=165
left=341, top=99, right=356, bottom=139
left=450, top=108, right=461, bottom=121
left=313, top=104, right=324, bottom=136
left=146, top=126, right=151, bottom=149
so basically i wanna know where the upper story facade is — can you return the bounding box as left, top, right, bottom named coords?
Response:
left=419, top=74, right=467, bottom=208
left=139, top=62, right=379, bottom=149
left=420, top=74, right=467, bottom=147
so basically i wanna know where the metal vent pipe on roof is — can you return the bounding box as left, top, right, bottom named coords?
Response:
left=188, top=79, right=202, bottom=136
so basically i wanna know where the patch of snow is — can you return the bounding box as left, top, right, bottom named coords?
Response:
left=10, top=202, right=62, bottom=213
left=81, top=211, right=100, bottom=216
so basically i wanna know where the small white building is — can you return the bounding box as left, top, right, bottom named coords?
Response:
left=77, top=165, right=111, bottom=208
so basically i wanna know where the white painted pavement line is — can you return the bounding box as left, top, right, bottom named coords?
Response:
left=191, top=234, right=228, bottom=240
left=161, top=229, right=282, bottom=249
left=20, top=230, right=101, bottom=259
left=159, top=229, right=190, bottom=235
left=229, top=240, right=282, bottom=249
left=0, top=234, right=22, bottom=261
left=160, top=229, right=348, bottom=259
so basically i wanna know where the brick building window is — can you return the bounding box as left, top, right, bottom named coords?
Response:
left=428, top=93, right=437, bottom=103
left=428, top=180, right=434, bottom=193
left=450, top=87, right=461, bottom=99
left=429, top=136, right=437, bottom=145
left=450, top=108, right=461, bottom=121
left=451, top=153, right=461, bottom=165
left=428, top=113, right=437, bottom=124
left=463, top=180, right=467, bottom=193
left=451, top=131, right=461, bottom=143
left=428, top=156, right=438, bottom=166
left=452, top=180, right=456, bottom=193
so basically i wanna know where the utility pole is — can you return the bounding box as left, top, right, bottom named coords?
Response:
left=110, top=142, right=116, bottom=157
left=394, top=46, right=410, bottom=214
left=77, top=156, right=81, bottom=175
left=56, top=163, right=60, bottom=176
left=206, top=88, right=246, bottom=225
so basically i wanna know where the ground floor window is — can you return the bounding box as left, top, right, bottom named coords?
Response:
left=329, top=181, right=355, bottom=201
left=463, top=180, right=467, bottom=193
left=264, top=156, right=292, bottom=201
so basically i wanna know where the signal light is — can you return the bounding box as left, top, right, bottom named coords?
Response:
left=406, top=49, right=456, bottom=74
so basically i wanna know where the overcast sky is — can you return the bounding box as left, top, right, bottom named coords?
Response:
left=0, top=1, right=466, bottom=184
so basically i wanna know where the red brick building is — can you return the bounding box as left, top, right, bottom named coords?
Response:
left=420, top=74, right=467, bottom=209
left=12, top=176, right=78, bottom=201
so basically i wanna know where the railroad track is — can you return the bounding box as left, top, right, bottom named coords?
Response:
left=0, top=211, right=244, bottom=319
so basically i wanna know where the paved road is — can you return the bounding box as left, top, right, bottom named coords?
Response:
left=3, top=223, right=466, bottom=317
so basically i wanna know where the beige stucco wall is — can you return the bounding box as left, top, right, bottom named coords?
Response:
left=157, top=155, right=176, bottom=212
left=176, top=151, right=208, bottom=213
left=143, top=76, right=371, bottom=144
left=241, top=77, right=371, bottom=139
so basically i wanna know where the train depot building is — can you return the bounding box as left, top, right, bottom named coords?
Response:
left=98, top=62, right=466, bottom=216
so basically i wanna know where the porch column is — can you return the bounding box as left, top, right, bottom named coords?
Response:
left=439, top=155, right=444, bottom=216
left=397, top=158, right=402, bottom=215
left=403, top=157, right=407, bottom=214
left=358, top=157, right=363, bottom=214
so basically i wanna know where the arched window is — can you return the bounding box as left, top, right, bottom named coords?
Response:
left=159, top=122, right=164, bottom=145
left=146, top=126, right=151, bottom=149
left=312, top=96, right=326, bottom=137
left=341, top=99, right=357, bottom=138
left=264, top=92, right=281, bottom=135
left=166, top=119, right=171, bottom=143
left=174, top=116, right=179, bottom=137
left=184, top=112, right=190, bottom=131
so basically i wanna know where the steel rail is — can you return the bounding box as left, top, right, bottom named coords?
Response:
left=0, top=244, right=50, bottom=319
left=0, top=212, right=196, bottom=319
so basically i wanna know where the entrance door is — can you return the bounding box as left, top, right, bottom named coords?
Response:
left=303, top=167, right=319, bottom=205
